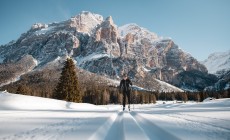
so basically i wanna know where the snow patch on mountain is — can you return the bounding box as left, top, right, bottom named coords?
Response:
left=76, top=53, right=110, bottom=66
left=155, top=79, right=184, bottom=92
left=202, top=50, right=230, bottom=74
left=33, top=58, right=38, bottom=66
left=70, top=11, right=103, bottom=34
left=143, top=67, right=151, bottom=72
left=31, top=23, right=48, bottom=29
left=118, top=23, right=158, bottom=40
left=180, top=85, right=199, bottom=92
left=0, top=75, right=21, bottom=88
left=78, top=11, right=103, bottom=24
left=35, top=25, right=54, bottom=35
left=0, top=55, right=38, bottom=87
left=0, top=55, right=4, bottom=63
left=224, top=83, right=230, bottom=90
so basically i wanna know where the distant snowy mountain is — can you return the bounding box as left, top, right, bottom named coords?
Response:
left=202, top=50, right=230, bottom=74
left=0, top=11, right=217, bottom=92
left=202, top=50, right=230, bottom=91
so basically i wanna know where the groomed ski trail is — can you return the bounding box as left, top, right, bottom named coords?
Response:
left=102, top=110, right=180, bottom=140
left=130, top=112, right=180, bottom=140
left=104, top=111, right=150, bottom=140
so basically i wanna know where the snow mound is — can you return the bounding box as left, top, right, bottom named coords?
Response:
left=202, top=98, right=230, bottom=106
left=0, top=91, right=106, bottom=110
left=203, top=97, right=216, bottom=102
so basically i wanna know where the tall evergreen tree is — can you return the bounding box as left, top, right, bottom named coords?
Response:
left=53, top=58, right=81, bottom=102
left=16, top=85, right=30, bottom=95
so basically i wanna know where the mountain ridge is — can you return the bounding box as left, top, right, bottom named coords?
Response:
left=0, top=11, right=217, bottom=92
left=202, top=50, right=230, bottom=91
left=202, top=50, right=230, bottom=74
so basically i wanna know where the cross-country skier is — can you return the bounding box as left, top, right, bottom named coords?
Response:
left=119, top=73, right=132, bottom=111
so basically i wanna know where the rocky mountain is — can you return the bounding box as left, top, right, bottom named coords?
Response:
left=0, top=11, right=217, bottom=92
left=202, top=50, right=230, bottom=74
left=202, top=50, right=230, bottom=91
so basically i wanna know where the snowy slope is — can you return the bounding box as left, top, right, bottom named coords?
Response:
left=202, top=50, right=230, bottom=74
left=1, top=91, right=230, bottom=140
left=155, top=79, right=184, bottom=92
left=0, top=90, right=106, bottom=110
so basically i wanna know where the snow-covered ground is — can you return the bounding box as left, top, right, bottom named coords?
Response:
left=0, top=91, right=230, bottom=140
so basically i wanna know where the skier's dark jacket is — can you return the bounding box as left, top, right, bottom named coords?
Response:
left=120, top=78, right=132, bottom=92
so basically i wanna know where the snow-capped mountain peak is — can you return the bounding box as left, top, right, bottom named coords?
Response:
left=0, top=11, right=216, bottom=92
left=118, top=23, right=158, bottom=40
left=202, top=50, right=230, bottom=74
left=70, top=11, right=103, bottom=34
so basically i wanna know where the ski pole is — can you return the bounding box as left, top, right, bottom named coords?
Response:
left=132, top=88, right=134, bottom=110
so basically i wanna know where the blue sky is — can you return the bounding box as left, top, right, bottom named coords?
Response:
left=0, top=0, right=229, bottom=60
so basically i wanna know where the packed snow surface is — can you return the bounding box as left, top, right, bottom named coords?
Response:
left=0, top=91, right=230, bottom=140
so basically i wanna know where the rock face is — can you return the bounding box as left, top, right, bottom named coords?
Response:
left=0, top=55, right=37, bottom=87
left=202, top=50, right=230, bottom=91
left=205, top=70, right=230, bottom=91
left=0, top=11, right=217, bottom=91
left=202, top=50, right=230, bottom=74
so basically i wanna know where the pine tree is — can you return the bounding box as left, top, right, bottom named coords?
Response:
left=53, top=58, right=81, bottom=102
left=182, top=93, right=188, bottom=103
left=195, top=93, right=200, bottom=102
left=16, top=85, right=30, bottom=95
left=152, top=93, right=156, bottom=104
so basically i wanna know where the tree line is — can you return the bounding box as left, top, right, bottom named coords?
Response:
left=3, top=58, right=230, bottom=105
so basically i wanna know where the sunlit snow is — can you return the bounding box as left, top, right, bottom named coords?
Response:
left=1, top=91, right=229, bottom=140
left=76, top=53, right=110, bottom=65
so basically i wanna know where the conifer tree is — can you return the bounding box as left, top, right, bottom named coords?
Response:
left=16, top=85, right=30, bottom=95
left=152, top=93, right=156, bottom=104
left=195, top=93, right=200, bottom=102
left=182, top=93, right=188, bottom=103
left=53, top=58, right=81, bottom=102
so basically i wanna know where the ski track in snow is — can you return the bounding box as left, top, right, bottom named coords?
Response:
left=163, top=114, right=230, bottom=140
left=0, top=92, right=230, bottom=140
left=132, top=110, right=230, bottom=140
left=166, top=113, right=230, bottom=131
left=0, top=111, right=117, bottom=140
left=1, top=118, right=85, bottom=140
left=1, top=108, right=230, bottom=140
left=130, top=112, right=180, bottom=140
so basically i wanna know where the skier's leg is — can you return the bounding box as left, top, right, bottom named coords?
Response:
left=127, top=91, right=131, bottom=111
left=123, top=92, right=126, bottom=111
